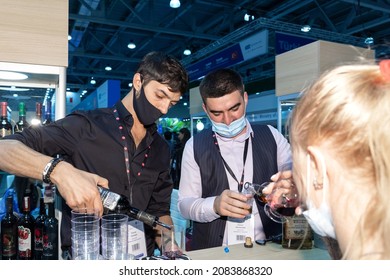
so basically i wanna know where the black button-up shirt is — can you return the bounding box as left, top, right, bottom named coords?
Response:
left=6, top=100, right=172, bottom=255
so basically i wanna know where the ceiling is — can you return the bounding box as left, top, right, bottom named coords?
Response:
left=2, top=0, right=390, bottom=117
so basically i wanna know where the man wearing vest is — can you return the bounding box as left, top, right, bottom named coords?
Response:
left=178, top=68, right=292, bottom=251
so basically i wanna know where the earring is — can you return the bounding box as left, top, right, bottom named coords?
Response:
left=313, top=177, right=323, bottom=190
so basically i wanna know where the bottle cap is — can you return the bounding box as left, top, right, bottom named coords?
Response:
left=244, top=236, right=253, bottom=248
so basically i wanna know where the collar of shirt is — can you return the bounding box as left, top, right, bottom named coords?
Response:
left=214, top=118, right=253, bottom=143
left=115, top=100, right=157, bottom=136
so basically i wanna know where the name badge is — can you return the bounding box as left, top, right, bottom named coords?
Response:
left=127, top=219, right=147, bottom=259
left=226, top=214, right=255, bottom=246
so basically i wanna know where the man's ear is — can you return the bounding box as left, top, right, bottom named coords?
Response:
left=202, top=102, right=207, bottom=114
left=132, top=73, right=142, bottom=92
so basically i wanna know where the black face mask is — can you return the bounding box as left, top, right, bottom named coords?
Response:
left=133, top=86, right=162, bottom=126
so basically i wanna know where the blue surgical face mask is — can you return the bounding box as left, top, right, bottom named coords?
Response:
left=302, top=153, right=336, bottom=239
left=210, top=114, right=247, bottom=138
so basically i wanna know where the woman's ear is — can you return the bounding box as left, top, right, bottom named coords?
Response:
left=307, top=146, right=327, bottom=189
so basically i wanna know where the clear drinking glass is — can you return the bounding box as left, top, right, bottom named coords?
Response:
left=101, top=214, right=129, bottom=260
left=161, top=226, right=185, bottom=260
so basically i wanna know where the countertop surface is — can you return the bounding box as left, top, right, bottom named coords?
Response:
left=186, top=242, right=331, bottom=260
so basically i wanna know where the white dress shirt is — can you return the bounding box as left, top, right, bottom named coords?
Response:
left=178, top=120, right=292, bottom=244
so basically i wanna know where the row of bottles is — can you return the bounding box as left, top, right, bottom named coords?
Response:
left=0, top=101, right=52, bottom=138
left=1, top=188, right=58, bottom=260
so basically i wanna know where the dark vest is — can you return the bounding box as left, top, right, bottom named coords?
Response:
left=192, top=125, right=282, bottom=250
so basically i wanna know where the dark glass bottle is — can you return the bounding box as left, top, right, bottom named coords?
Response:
left=0, top=101, right=12, bottom=138
left=42, top=101, right=52, bottom=125
left=15, top=102, right=29, bottom=132
left=42, top=202, right=58, bottom=260
left=34, top=198, right=47, bottom=260
left=17, top=196, right=35, bottom=260
left=98, top=186, right=172, bottom=230
left=1, top=196, right=19, bottom=260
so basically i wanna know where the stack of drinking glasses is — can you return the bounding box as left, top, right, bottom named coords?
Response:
left=71, top=208, right=101, bottom=260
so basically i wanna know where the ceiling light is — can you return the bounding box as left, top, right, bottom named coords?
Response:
left=301, top=25, right=311, bottom=32
left=244, top=13, right=255, bottom=22
left=128, top=82, right=133, bottom=87
left=0, top=71, right=28, bottom=80
left=0, top=86, right=30, bottom=91
left=127, top=41, right=136, bottom=49
left=105, top=65, right=112, bottom=71
left=170, top=0, right=180, bottom=8
left=364, top=37, right=374, bottom=45
left=90, top=78, right=96, bottom=85
left=183, top=49, right=191, bottom=56
left=68, top=35, right=72, bottom=40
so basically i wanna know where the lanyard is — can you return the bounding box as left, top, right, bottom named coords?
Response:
left=113, top=106, right=151, bottom=205
left=213, top=133, right=249, bottom=192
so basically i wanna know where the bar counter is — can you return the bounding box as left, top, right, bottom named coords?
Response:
left=186, top=242, right=331, bottom=260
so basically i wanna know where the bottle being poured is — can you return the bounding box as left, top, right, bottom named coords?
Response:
left=98, top=186, right=172, bottom=230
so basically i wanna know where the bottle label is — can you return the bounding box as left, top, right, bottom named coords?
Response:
left=43, top=237, right=54, bottom=257
left=18, top=225, right=32, bottom=258
left=34, top=227, right=43, bottom=251
left=2, top=229, right=17, bottom=257
left=98, top=187, right=120, bottom=211
left=284, top=216, right=312, bottom=240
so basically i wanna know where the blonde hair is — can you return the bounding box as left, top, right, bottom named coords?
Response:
left=290, top=61, right=390, bottom=259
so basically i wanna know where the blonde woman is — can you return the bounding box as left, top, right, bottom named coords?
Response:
left=289, top=59, right=390, bottom=259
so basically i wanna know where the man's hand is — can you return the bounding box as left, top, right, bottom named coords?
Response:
left=213, top=189, right=251, bottom=219
left=50, top=161, right=109, bottom=216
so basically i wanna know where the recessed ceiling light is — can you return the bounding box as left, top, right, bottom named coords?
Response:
left=170, top=0, right=180, bottom=8
left=105, top=66, right=112, bottom=71
left=364, top=37, right=374, bottom=45
left=127, top=42, right=136, bottom=49
left=301, top=25, right=311, bottom=32
left=0, top=71, right=28, bottom=80
left=0, top=86, right=30, bottom=91
left=183, top=49, right=191, bottom=55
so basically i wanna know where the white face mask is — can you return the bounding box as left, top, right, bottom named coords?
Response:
left=302, top=153, right=336, bottom=239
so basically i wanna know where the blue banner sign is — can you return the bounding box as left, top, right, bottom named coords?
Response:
left=187, top=30, right=269, bottom=81
left=275, top=32, right=315, bottom=54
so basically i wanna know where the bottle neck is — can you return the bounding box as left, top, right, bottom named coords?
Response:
left=39, top=198, right=46, bottom=215
left=1, top=102, right=8, bottom=118
left=22, top=196, right=31, bottom=213
left=47, top=202, right=55, bottom=217
left=6, top=197, right=13, bottom=214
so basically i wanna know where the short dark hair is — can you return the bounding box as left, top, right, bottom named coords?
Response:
left=164, top=131, right=172, bottom=140
left=199, top=68, right=244, bottom=103
left=179, top=127, right=191, bottom=142
left=136, top=51, right=189, bottom=94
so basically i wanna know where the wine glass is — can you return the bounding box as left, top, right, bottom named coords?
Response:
left=243, top=163, right=299, bottom=223
left=161, top=226, right=185, bottom=260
